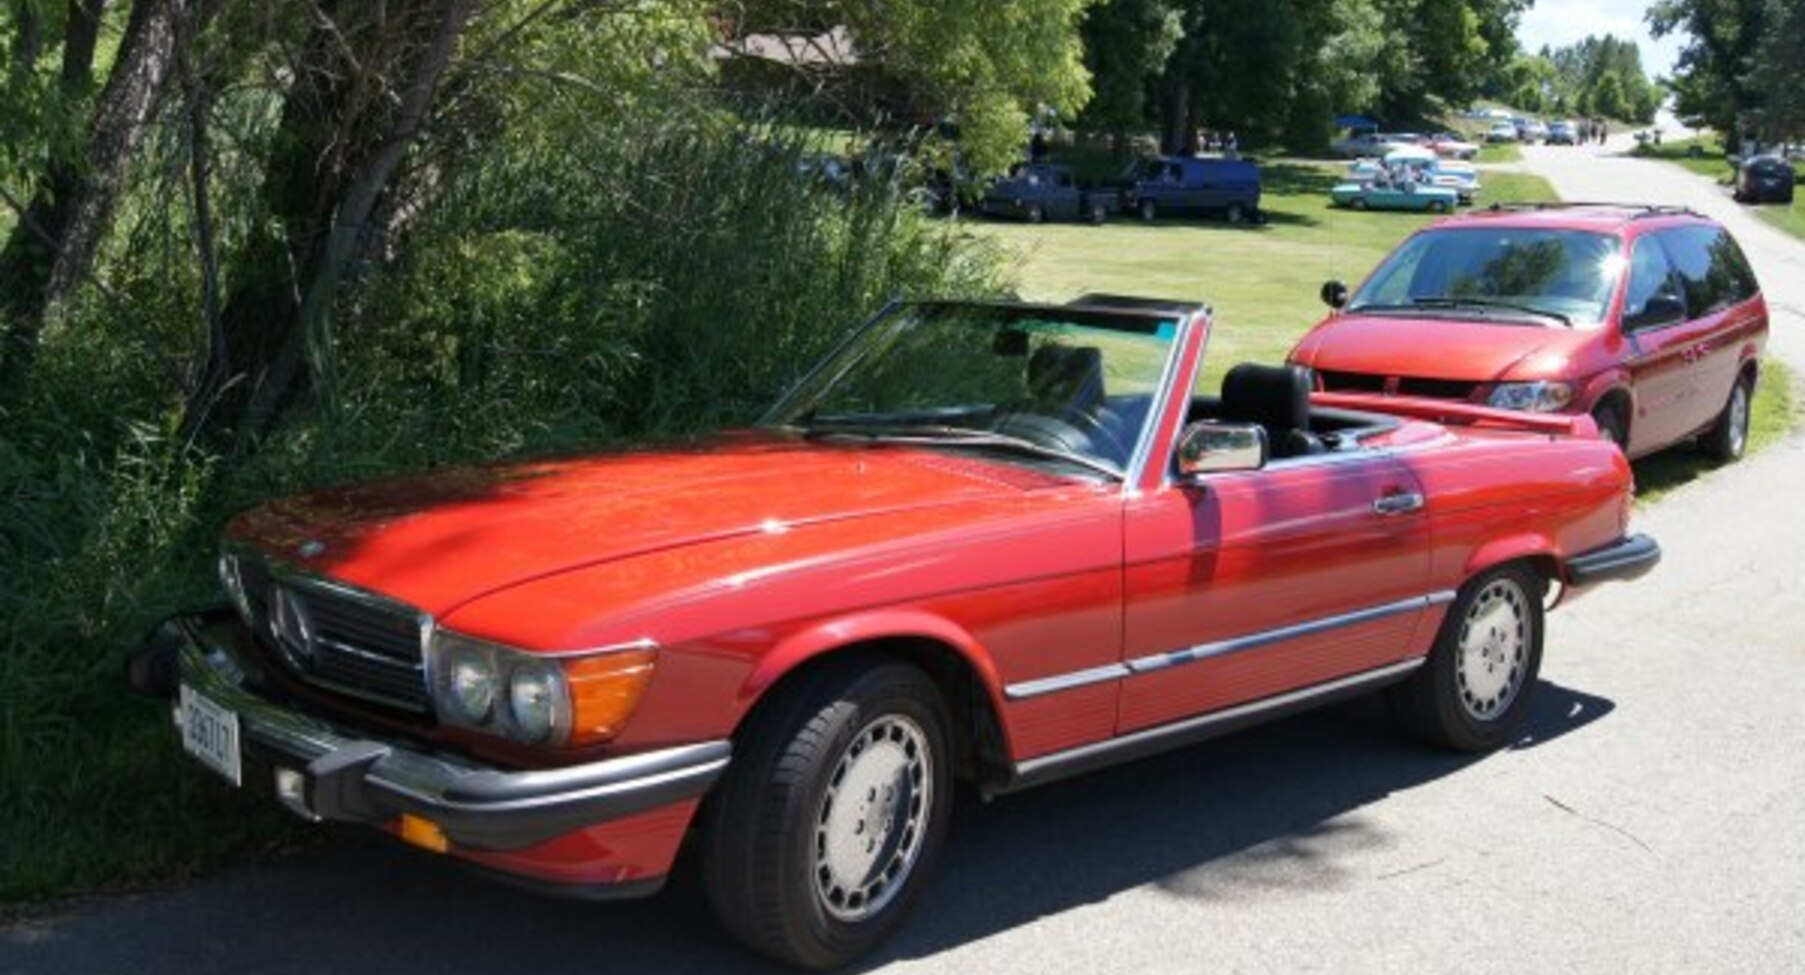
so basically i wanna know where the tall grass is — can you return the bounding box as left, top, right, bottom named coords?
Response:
left=0, top=120, right=1008, bottom=905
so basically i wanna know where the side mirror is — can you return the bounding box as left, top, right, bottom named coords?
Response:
left=1320, top=280, right=1349, bottom=310
left=1175, top=421, right=1268, bottom=478
left=1628, top=293, right=1686, bottom=330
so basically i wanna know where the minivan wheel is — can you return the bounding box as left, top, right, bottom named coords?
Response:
left=1139, top=198, right=1157, bottom=221
left=1592, top=402, right=1628, bottom=452
left=699, top=657, right=953, bottom=970
left=1225, top=203, right=1245, bottom=224
left=1701, top=372, right=1754, bottom=462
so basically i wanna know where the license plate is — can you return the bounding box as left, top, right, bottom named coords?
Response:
left=179, top=684, right=242, bottom=787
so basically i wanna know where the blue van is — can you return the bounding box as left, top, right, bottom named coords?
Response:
left=1127, top=156, right=1263, bottom=223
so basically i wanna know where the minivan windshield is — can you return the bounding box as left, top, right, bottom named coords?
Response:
left=1347, top=227, right=1624, bottom=328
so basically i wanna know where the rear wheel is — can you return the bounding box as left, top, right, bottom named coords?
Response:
left=1088, top=201, right=1108, bottom=225
left=1139, top=198, right=1157, bottom=222
left=1349, top=197, right=1367, bottom=211
left=1701, top=371, right=1754, bottom=462
left=699, top=657, right=952, bottom=970
left=1429, top=199, right=1450, bottom=214
left=1391, top=565, right=1544, bottom=752
left=1225, top=202, right=1246, bottom=224
left=1025, top=205, right=1044, bottom=224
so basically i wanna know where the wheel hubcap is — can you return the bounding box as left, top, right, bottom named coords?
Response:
left=814, top=715, right=932, bottom=922
left=1455, top=579, right=1530, bottom=722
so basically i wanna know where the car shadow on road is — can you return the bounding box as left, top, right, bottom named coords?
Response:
left=1, top=681, right=1612, bottom=975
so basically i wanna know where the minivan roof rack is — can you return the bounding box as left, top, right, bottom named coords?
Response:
left=1483, top=201, right=1699, bottom=219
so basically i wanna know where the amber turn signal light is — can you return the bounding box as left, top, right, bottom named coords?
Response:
left=564, top=648, right=658, bottom=746
left=400, top=814, right=450, bottom=853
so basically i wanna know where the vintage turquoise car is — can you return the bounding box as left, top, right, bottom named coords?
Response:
left=1329, top=177, right=1460, bottom=213
left=1347, top=148, right=1480, bottom=204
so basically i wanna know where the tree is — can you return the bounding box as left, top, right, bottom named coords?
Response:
left=1078, top=0, right=1182, bottom=150
left=1751, top=0, right=1805, bottom=137
left=1649, top=0, right=1769, bottom=135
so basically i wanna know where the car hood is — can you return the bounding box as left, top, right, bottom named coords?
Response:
left=1292, top=312, right=1593, bottom=381
left=227, top=433, right=1073, bottom=617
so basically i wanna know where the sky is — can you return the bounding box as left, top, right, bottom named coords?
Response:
left=1517, top=0, right=1684, bottom=78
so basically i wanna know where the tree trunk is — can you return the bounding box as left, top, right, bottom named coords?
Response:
left=0, top=0, right=175, bottom=394
left=203, top=0, right=475, bottom=442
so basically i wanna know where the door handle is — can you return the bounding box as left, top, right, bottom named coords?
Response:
left=1373, top=492, right=1425, bottom=516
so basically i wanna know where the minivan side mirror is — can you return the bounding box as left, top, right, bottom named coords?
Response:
left=1628, top=292, right=1686, bottom=330
left=1320, top=280, right=1349, bottom=309
left=1175, top=421, right=1268, bottom=478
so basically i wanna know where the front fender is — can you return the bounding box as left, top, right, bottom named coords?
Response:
left=740, top=608, right=1011, bottom=731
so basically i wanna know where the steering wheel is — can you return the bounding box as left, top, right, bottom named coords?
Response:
left=993, top=404, right=1128, bottom=465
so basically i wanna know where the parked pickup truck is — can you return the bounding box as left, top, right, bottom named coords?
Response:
left=1126, top=155, right=1264, bottom=223
left=979, top=163, right=1118, bottom=223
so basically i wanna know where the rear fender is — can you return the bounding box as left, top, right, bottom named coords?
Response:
left=1463, top=534, right=1559, bottom=582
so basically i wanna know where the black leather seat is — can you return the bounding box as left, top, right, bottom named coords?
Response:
left=1220, top=363, right=1325, bottom=459
left=1027, top=345, right=1106, bottom=413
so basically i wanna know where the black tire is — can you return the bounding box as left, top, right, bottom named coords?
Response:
left=1225, top=202, right=1246, bottom=224
left=1349, top=197, right=1367, bottom=211
left=1025, top=205, right=1044, bottom=224
left=698, top=656, right=953, bottom=970
left=1700, top=371, right=1754, bottom=462
left=1390, top=564, right=1544, bottom=752
left=1429, top=199, right=1450, bottom=214
left=1592, top=401, right=1628, bottom=452
left=1088, top=201, right=1107, bottom=225
left=1139, top=198, right=1157, bottom=222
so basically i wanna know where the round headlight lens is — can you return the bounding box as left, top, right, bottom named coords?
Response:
left=508, top=660, right=566, bottom=744
left=446, top=648, right=498, bottom=723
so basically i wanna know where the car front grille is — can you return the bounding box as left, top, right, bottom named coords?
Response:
left=231, top=554, right=431, bottom=713
left=1317, top=371, right=1480, bottom=402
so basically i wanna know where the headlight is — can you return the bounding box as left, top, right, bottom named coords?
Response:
left=427, top=630, right=656, bottom=747
left=507, top=660, right=566, bottom=743
left=1489, top=381, right=1574, bottom=413
left=218, top=552, right=252, bottom=622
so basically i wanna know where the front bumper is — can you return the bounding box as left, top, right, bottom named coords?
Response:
left=1565, top=534, right=1662, bottom=587
left=136, top=613, right=730, bottom=854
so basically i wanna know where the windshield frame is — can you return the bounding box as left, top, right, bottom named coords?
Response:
left=761, top=300, right=1201, bottom=488
left=1345, top=225, right=1625, bottom=329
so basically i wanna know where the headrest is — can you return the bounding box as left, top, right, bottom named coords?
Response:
left=1221, top=362, right=1313, bottom=433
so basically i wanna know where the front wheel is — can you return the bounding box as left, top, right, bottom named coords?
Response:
left=1391, top=565, right=1544, bottom=752
left=1701, top=371, right=1754, bottom=462
left=699, top=657, right=953, bottom=969
left=1139, top=198, right=1157, bottom=222
left=1225, top=202, right=1246, bottom=224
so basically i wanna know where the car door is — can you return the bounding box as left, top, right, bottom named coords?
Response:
left=1617, top=231, right=1711, bottom=454
left=1659, top=225, right=1764, bottom=431
left=1052, top=170, right=1080, bottom=219
left=1118, top=453, right=1433, bottom=733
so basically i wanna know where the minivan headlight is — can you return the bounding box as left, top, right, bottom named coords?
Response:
left=1489, top=381, right=1573, bottom=413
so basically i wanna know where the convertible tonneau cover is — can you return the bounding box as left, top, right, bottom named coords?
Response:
left=1312, top=391, right=1603, bottom=438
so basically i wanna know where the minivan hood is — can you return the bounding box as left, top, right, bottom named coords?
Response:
left=1292, top=312, right=1595, bottom=382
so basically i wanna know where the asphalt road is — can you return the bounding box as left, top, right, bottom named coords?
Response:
left=6, top=144, right=1804, bottom=975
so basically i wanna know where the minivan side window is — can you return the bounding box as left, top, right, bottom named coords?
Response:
left=1658, top=226, right=1760, bottom=319
left=1623, top=235, right=1682, bottom=330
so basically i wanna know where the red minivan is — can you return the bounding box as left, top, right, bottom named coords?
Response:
left=1291, top=204, right=1768, bottom=460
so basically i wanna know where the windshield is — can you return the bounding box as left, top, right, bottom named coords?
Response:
left=1347, top=227, right=1624, bottom=328
left=763, top=303, right=1182, bottom=477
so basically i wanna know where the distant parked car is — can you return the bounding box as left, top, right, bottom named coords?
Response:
left=1734, top=155, right=1796, bottom=204
left=1546, top=121, right=1579, bottom=146
left=1485, top=122, right=1519, bottom=143
left=1331, top=167, right=1460, bottom=213
left=1332, top=131, right=1419, bottom=158
left=1293, top=204, right=1768, bottom=462
left=1426, top=133, right=1480, bottom=160
left=1349, top=148, right=1481, bottom=204
left=1127, top=156, right=1263, bottom=223
left=979, top=163, right=1117, bottom=224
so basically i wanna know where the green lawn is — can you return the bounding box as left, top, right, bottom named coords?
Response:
left=1476, top=142, right=1522, bottom=164
left=964, top=161, right=1558, bottom=386
left=1755, top=195, right=1805, bottom=241
left=1633, top=135, right=1735, bottom=182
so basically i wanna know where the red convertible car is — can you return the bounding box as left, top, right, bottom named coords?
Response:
left=133, top=296, right=1658, bottom=968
